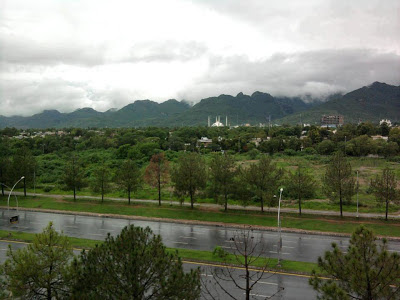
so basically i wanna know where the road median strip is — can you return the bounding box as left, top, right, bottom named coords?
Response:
left=0, top=229, right=321, bottom=276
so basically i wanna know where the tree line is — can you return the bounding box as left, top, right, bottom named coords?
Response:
left=1, top=122, right=400, bottom=159
left=1, top=147, right=398, bottom=219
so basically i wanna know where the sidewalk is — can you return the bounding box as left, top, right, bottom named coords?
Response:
left=5, top=191, right=400, bottom=220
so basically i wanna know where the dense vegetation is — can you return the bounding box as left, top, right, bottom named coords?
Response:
left=0, top=123, right=399, bottom=215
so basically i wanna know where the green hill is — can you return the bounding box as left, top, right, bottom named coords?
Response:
left=0, top=82, right=398, bottom=128
left=278, top=82, right=400, bottom=125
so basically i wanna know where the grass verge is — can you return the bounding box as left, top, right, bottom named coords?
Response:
left=1, top=195, right=400, bottom=237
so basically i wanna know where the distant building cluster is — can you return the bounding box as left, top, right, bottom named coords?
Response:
left=321, top=115, right=344, bottom=128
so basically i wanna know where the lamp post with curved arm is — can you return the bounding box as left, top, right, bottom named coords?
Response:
left=277, top=187, right=283, bottom=267
left=7, top=176, right=24, bottom=223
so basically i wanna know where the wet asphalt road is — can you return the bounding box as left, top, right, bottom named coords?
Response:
left=0, top=240, right=317, bottom=299
left=1, top=208, right=400, bottom=264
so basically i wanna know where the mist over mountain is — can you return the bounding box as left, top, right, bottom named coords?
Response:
left=0, top=82, right=398, bottom=129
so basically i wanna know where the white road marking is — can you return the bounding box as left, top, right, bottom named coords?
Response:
left=272, top=245, right=295, bottom=249
left=173, top=241, right=188, bottom=245
left=90, top=233, right=105, bottom=236
left=180, top=236, right=197, bottom=239
left=251, top=280, right=278, bottom=286
left=201, top=274, right=213, bottom=277
left=268, top=251, right=290, bottom=255
left=245, top=293, right=272, bottom=298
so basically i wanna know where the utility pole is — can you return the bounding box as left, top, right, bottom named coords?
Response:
left=356, top=170, right=359, bottom=218
left=277, top=188, right=283, bottom=267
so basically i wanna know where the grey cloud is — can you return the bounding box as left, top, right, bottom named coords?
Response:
left=179, top=48, right=400, bottom=101
left=0, top=78, right=91, bottom=116
left=123, top=40, right=208, bottom=63
left=0, top=35, right=105, bottom=66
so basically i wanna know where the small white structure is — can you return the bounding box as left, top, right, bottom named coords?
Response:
left=197, top=137, right=213, bottom=147
left=211, top=116, right=224, bottom=127
left=380, top=119, right=392, bottom=127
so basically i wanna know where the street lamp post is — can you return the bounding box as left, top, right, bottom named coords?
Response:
left=7, top=176, right=24, bottom=221
left=277, top=187, right=283, bottom=267
left=356, top=170, right=359, bottom=218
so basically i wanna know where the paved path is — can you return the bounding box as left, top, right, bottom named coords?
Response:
left=6, top=191, right=400, bottom=220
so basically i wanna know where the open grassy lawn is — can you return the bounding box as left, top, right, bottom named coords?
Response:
left=20, top=153, right=400, bottom=214
left=1, top=195, right=399, bottom=237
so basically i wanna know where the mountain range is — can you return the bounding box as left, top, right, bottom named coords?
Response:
left=0, top=82, right=398, bottom=129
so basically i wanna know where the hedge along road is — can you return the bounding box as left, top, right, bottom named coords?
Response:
left=1, top=208, right=400, bottom=263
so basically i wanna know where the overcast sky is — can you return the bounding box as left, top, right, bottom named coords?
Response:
left=0, top=0, right=399, bottom=116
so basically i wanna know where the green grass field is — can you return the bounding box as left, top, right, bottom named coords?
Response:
left=2, top=195, right=399, bottom=237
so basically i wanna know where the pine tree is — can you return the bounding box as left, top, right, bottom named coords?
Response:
left=370, top=167, right=398, bottom=221
left=286, top=165, right=316, bottom=215
left=209, top=153, right=237, bottom=211
left=323, top=151, right=355, bottom=217
left=2, top=222, right=74, bottom=299
left=243, top=155, right=283, bottom=212
left=115, top=159, right=141, bottom=204
left=310, top=226, right=400, bottom=299
left=91, top=165, right=111, bottom=203
left=64, top=154, right=85, bottom=201
left=171, top=152, right=206, bottom=209
left=71, top=225, right=201, bottom=299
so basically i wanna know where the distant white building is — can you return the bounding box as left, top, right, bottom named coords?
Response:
left=197, top=137, right=213, bottom=147
left=211, top=116, right=224, bottom=127
left=379, top=119, right=392, bottom=127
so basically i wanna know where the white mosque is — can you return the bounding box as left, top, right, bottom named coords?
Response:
left=208, top=116, right=228, bottom=127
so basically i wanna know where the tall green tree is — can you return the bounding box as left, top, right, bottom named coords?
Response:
left=309, top=226, right=400, bottom=300
left=209, top=153, right=237, bottom=212
left=2, top=222, right=74, bottom=299
left=243, top=155, right=283, bottom=212
left=144, top=152, right=170, bottom=206
left=323, top=151, right=355, bottom=217
left=91, top=165, right=111, bottom=203
left=171, top=152, right=206, bottom=209
left=64, top=155, right=85, bottom=201
left=71, top=225, right=201, bottom=299
left=0, top=157, right=11, bottom=196
left=115, top=159, right=141, bottom=204
left=370, top=167, right=398, bottom=221
left=11, top=146, right=36, bottom=197
left=286, top=165, right=316, bottom=215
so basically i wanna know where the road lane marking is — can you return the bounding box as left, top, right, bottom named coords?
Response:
left=268, top=251, right=290, bottom=255
left=180, top=236, right=197, bottom=239
left=201, top=274, right=213, bottom=277
left=245, top=293, right=272, bottom=298
left=173, top=241, right=188, bottom=245
left=251, top=280, right=278, bottom=286
left=183, top=260, right=330, bottom=279
left=272, top=245, right=294, bottom=249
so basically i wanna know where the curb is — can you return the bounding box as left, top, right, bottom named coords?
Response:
left=2, top=206, right=400, bottom=241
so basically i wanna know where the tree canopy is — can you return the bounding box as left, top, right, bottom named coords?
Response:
left=310, top=226, right=400, bottom=300
left=71, top=225, right=201, bottom=299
